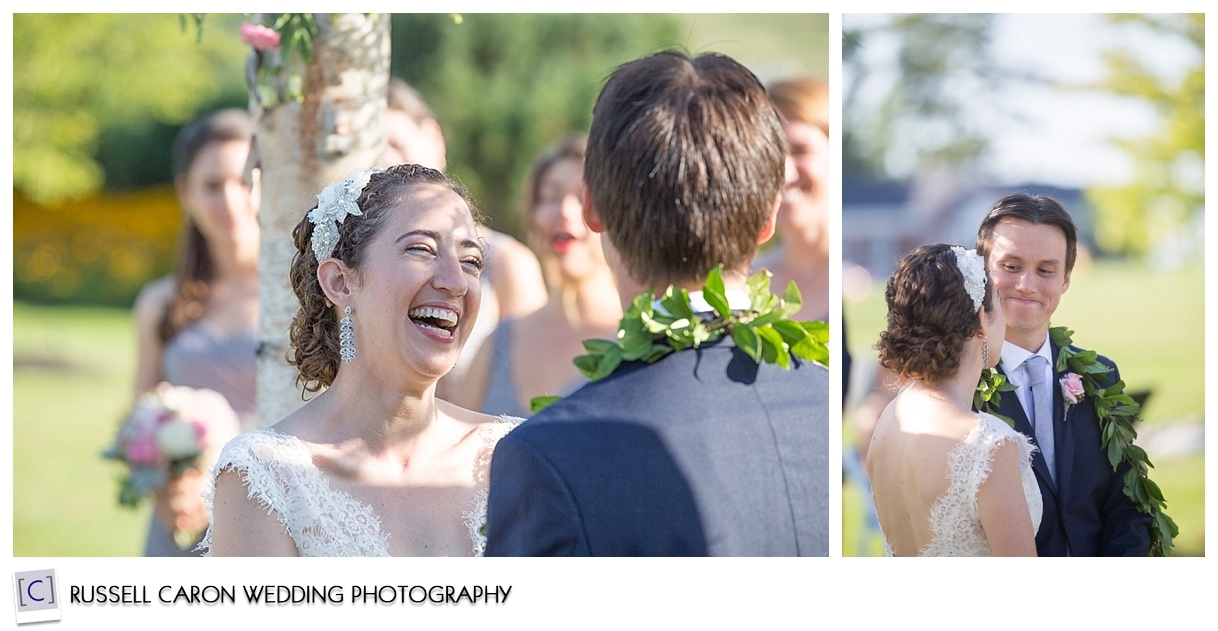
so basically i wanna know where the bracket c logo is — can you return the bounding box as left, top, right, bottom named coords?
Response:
left=12, top=569, right=61, bottom=624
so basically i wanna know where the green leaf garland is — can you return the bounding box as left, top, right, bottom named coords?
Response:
left=974, top=366, right=1018, bottom=428
left=1047, top=326, right=1177, bottom=556
left=976, top=325, right=1177, bottom=556
left=529, top=265, right=829, bottom=413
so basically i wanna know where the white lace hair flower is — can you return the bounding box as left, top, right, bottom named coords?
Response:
left=950, top=245, right=986, bottom=312
left=307, top=167, right=383, bottom=262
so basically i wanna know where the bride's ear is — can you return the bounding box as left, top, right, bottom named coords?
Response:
left=317, top=258, right=358, bottom=307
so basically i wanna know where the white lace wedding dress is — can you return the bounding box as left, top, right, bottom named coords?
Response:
left=197, top=417, right=519, bottom=557
left=881, top=412, right=1043, bottom=557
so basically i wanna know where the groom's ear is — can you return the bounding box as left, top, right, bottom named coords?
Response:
left=582, top=184, right=604, bottom=233
left=757, top=193, right=781, bottom=244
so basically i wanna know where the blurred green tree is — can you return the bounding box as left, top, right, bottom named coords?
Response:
left=389, top=14, right=682, bottom=237
left=13, top=14, right=248, bottom=204
left=1084, top=13, right=1204, bottom=264
left=14, top=13, right=814, bottom=309
left=842, top=14, right=1043, bottom=180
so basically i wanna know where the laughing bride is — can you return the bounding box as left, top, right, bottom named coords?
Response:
left=200, top=164, right=518, bottom=557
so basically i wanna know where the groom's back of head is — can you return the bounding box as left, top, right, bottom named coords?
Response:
left=585, top=50, right=787, bottom=286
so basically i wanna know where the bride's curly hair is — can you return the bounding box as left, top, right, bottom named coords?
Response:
left=875, top=243, right=995, bottom=384
left=287, top=164, right=482, bottom=395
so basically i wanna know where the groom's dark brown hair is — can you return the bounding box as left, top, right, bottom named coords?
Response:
left=976, top=193, right=1079, bottom=274
left=584, top=50, right=787, bottom=286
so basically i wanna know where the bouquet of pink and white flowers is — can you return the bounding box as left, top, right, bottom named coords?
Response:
left=104, top=383, right=240, bottom=509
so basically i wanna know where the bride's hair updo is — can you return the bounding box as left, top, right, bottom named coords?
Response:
left=287, top=164, right=482, bottom=394
left=876, top=243, right=995, bottom=384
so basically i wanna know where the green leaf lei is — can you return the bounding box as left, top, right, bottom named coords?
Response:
left=529, top=265, right=829, bottom=413
left=976, top=325, right=1178, bottom=556
left=974, top=367, right=1018, bottom=428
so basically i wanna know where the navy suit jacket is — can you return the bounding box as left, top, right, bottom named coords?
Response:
left=484, top=337, right=830, bottom=556
left=994, top=343, right=1151, bottom=556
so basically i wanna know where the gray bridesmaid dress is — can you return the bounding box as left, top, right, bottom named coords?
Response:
left=479, top=319, right=587, bottom=419
left=142, top=322, right=257, bottom=557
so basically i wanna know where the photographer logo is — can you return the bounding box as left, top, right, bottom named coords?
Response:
left=12, top=569, right=61, bottom=624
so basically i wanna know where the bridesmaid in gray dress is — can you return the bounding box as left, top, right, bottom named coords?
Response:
left=130, top=109, right=259, bottom=556
left=449, top=135, right=621, bottom=417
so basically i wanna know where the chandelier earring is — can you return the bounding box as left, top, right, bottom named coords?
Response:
left=339, top=306, right=356, bottom=365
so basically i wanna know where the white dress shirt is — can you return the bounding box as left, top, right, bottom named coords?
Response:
left=998, top=336, right=1054, bottom=427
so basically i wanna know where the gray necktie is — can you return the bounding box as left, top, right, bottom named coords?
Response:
left=1026, top=354, right=1056, bottom=483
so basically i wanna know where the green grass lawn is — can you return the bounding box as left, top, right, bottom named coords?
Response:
left=13, top=302, right=153, bottom=556
left=843, top=259, right=1205, bottom=556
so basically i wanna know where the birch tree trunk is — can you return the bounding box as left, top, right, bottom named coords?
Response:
left=253, top=13, right=390, bottom=426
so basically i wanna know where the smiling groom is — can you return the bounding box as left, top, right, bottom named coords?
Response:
left=483, top=50, right=830, bottom=556
left=976, top=193, right=1151, bottom=556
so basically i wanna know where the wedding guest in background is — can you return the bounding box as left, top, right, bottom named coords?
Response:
left=204, top=165, right=520, bottom=557
left=381, top=78, right=548, bottom=401
left=452, top=135, right=621, bottom=417
left=486, top=51, right=830, bottom=556
left=852, top=366, right=896, bottom=466
left=842, top=318, right=852, bottom=399
left=754, top=76, right=830, bottom=321
left=761, top=77, right=872, bottom=552
left=845, top=354, right=893, bottom=557
left=383, top=78, right=449, bottom=173
left=131, top=108, right=259, bottom=556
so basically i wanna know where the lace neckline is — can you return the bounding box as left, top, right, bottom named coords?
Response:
left=919, top=413, right=999, bottom=557
left=267, top=419, right=513, bottom=556
left=260, top=427, right=390, bottom=534
left=202, top=416, right=519, bottom=557
left=877, top=412, right=1041, bottom=557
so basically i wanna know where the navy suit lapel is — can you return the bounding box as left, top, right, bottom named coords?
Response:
left=995, top=363, right=1058, bottom=500
left=1050, top=343, right=1076, bottom=511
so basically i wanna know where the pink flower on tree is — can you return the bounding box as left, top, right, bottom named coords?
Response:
left=240, top=23, right=281, bottom=51
left=1060, top=372, right=1085, bottom=405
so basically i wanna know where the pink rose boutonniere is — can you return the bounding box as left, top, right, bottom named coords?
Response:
left=1060, top=372, right=1085, bottom=420
left=240, top=23, right=281, bottom=51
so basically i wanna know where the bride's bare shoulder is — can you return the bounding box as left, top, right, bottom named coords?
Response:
left=438, top=399, right=521, bottom=442
left=887, top=391, right=979, bottom=440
